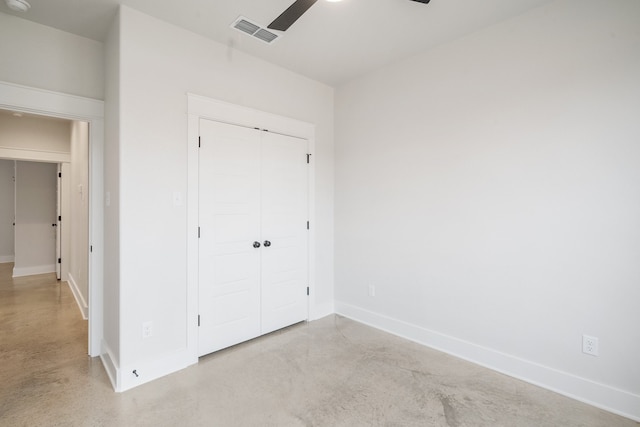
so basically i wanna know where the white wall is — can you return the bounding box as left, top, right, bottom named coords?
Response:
left=334, top=0, right=640, bottom=420
left=14, top=161, right=58, bottom=277
left=105, top=6, right=334, bottom=390
left=0, top=12, right=104, bottom=100
left=69, top=121, right=90, bottom=314
left=102, top=9, right=121, bottom=375
left=0, top=110, right=71, bottom=154
left=102, top=10, right=121, bottom=374
left=0, top=159, right=14, bottom=262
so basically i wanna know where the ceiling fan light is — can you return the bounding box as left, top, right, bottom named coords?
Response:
left=5, top=0, right=31, bottom=12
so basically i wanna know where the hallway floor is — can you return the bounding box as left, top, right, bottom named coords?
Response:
left=0, top=262, right=637, bottom=426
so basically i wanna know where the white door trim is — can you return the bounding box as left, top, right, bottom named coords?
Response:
left=0, top=80, right=104, bottom=357
left=187, top=94, right=316, bottom=361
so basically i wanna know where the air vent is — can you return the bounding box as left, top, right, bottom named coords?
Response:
left=231, top=16, right=281, bottom=44
left=235, top=19, right=260, bottom=36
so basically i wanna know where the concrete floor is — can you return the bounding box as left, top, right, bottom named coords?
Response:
left=0, top=262, right=637, bottom=427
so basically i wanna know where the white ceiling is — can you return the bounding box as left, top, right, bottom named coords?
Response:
left=1, top=0, right=554, bottom=86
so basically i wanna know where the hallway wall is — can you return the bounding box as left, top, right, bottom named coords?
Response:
left=0, top=111, right=71, bottom=153
left=69, top=121, right=90, bottom=315
left=0, top=159, right=14, bottom=262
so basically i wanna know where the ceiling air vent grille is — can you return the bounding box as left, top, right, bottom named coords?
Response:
left=235, top=19, right=260, bottom=36
left=231, top=16, right=281, bottom=44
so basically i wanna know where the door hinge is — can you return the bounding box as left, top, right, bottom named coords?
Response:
left=306, top=153, right=311, bottom=164
left=198, top=227, right=201, bottom=238
left=307, top=221, right=310, bottom=230
left=58, top=258, right=61, bottom=264
left=58, top=215, right=62, bottom=221
left=90, top=245, right=93, bottom=253
left=307, top=286, right=310, bottom=296
left=58, top=172, right=62, bottom=178
left=198, top=136, right=201, bottom=148
left=198, top=315, right=201, bottom=327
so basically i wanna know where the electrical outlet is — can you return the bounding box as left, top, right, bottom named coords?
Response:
left=368, top=284, right=376, bottom=297
left=582, top=335, right=599, bottom=356
left=142, top=321, right=153, bottom=339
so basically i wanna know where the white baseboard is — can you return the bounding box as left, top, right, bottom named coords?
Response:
left=101, top=337, right=198, bottom=393
left=100, top=340, right=118, bottom=391
left=12, top=264, right=55, bottom=278
left=67, top=273, right=88, bottom=320
left=335, top=301, right=640, bottom=423
left=0, top=255, right=14, bottom=263
left=118, top=349, right=197, bottom=392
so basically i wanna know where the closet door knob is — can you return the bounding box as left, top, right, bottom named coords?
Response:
left=263, top=240, right=271, bottom=247
left=253, top=241, right=261, bottom=248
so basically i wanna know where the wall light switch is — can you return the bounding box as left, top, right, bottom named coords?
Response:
left=173, top=192, right=183, bottom=207
left=368, top=284, right=376, bottom=297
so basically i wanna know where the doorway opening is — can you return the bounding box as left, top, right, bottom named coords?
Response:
left=0, top=81, right=104, bottom=357
left=0, top=111, right=91, bottom=329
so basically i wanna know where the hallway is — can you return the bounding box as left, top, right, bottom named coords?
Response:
left=0, top=262, right=108, bottom=423
left=1, top=262, right=637, bottom=426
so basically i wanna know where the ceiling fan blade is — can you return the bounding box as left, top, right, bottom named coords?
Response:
left=268, top=0, right=319, bottom=31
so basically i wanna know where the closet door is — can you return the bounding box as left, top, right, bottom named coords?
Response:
left=198, top=119, right=309, bottom=357
left=198, top=119, right=261, bottom=356
left=260, top=131, right=308, bottom=334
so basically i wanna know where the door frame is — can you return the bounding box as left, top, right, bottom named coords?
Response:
left=0, top=80, right=104, bottom=357
left=186, top=94, right=316, bottom=361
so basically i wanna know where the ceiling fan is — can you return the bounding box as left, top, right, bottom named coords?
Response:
left=268, top=0, right=431, bottom=32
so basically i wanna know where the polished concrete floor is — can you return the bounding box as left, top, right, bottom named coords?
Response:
left=0, top=262, right=637, bottom=427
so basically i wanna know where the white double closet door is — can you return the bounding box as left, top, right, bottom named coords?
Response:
left=198, top=119, right=309, bottom=357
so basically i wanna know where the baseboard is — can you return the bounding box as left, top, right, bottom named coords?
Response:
left=335, top=301, right=640, bottom=422
left=12, top=264, right=55, bottom=278
left=100, top=340, right=118, bottom=391
left=0, top=255, right=14, bottom=263
left=117, top=349, right=198, bottom=392
left=67, top=273, right=88, bottom=320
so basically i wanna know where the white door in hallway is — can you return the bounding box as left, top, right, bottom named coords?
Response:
left=56, top=164, right=62, bottom=280
left=198, top=119, right=308, bottom=357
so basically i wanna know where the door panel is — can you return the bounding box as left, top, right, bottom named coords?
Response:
left=198, top=119, right=261, bottom=356
left=56, top=164, right=61, bottom=280
left=260, top=132, right=308, bottom=335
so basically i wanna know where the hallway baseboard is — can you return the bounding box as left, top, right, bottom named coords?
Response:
left=68, top=273, right=88, bottom=320
left=0, top=256, right=15, bottom=263
left=12, top=264, right=55, bottom=278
